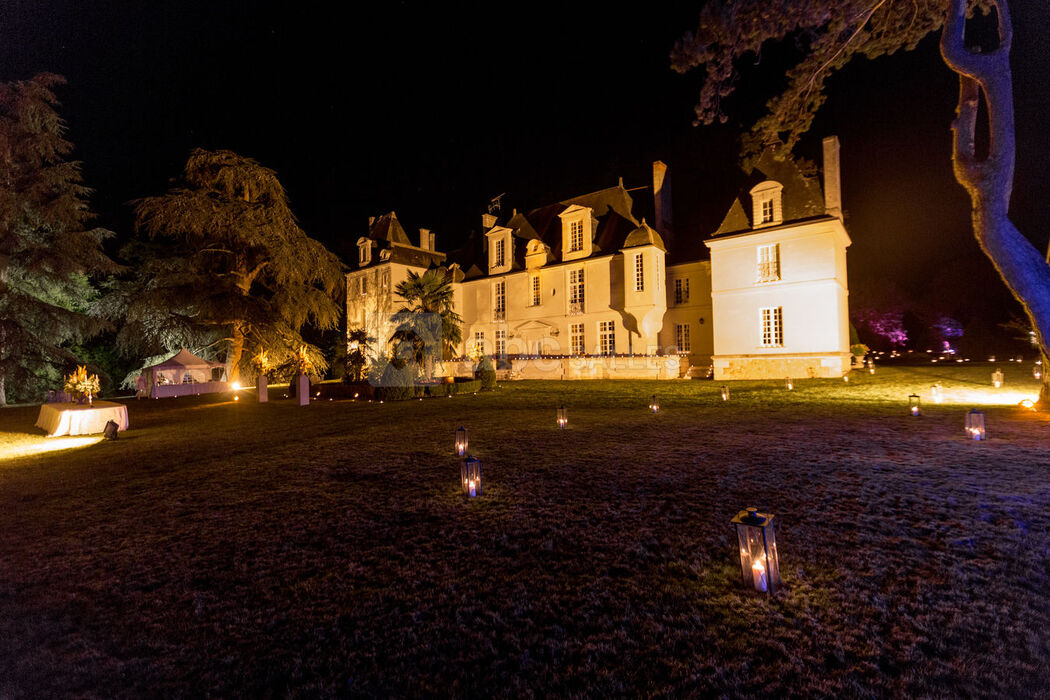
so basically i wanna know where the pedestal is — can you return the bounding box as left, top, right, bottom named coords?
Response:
left=257, top=375, right=268, bottom=403
left=297, top=374, right=310, bottom=406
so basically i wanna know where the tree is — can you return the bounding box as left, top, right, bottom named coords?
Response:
left=390, top=268, right=462, bottom=380
left=112, top=149, right=344, bottom=382
left=0, top=73, right=116, bottom=406
left=672, top=0, right=1050, bottom=402
left=345, top=328, right=374, bottom=383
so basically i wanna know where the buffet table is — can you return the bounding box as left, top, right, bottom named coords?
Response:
left=35, top=401, right=129, bottom=437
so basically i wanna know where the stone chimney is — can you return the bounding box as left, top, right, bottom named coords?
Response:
left=481, top=213, right=498, bottom=230
left=652, top=160, right=673, bottom=249
left=822, top=136, right=842, bottom=220
left=419, top=228, right=435, bottom=251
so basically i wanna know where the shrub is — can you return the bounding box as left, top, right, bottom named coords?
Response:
left=455, top=379, right=482, bottom=394
left=476, top=356, right=497, bottom=390
left=374, top=362, right=416, bottom=401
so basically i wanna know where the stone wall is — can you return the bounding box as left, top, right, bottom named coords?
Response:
left=712, top=352, right=851, bottom=380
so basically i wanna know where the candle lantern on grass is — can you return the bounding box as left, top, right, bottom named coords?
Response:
left=461, top=456, right=482, bottom=497
left=965, top=409, right=986, bottom=441
left=909, top=394, right=921, bottom=416
left=557, top=406, right=567, bottom=428
left=1034, top=362, right=1043, bottom=380
left=649, top=395, right=660, bottom=413
left=720, top=385, right=730, bottom=401
left=785, top=377, right=793, bottom=390
left=931, top=384, right=943, bottom=404
left=992, top=369, right=1004, bottom=388
left=867, top=360, right=875, bottom=375
left=455, top=427, right=468, bottom=457
left=731, top=507, right=781, bottom=595
left=843, top=374, right=850, bottom=383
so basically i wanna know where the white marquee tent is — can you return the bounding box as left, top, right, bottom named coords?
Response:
left=136, top=349, right=229, bottom=399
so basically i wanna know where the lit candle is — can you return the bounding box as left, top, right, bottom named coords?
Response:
left=468, top=479, right=477, bottom=498
left=751, top=559, right=768, bottom=592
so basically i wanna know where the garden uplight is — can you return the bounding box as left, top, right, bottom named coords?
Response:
left=965, top=409, right=986, bottom=440
left=731, top=507, right=780, bottom=595
left=455, top=427, right=468, bottom=457
left=557, top=406, right=567, bottom=428
left=461, top=456, right=482, bottom=498
left=909, top=394, right=921, bottom=416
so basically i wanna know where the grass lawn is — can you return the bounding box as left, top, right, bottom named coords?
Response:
left=2, top=363, right=1050, bottom=696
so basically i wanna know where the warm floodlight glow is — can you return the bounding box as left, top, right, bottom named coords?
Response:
left=231, top=381, right=242, bottom=391
left=0, top=436, right=103, bottom=461
left=1020, top=399, right=1036, bottom=411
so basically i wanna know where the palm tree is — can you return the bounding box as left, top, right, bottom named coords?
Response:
left=390, top=268, right=462, bottom=379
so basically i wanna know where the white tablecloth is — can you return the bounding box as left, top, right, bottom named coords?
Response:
left=149, top=381, right=230, bottom=399
left=35, top=401, right=130, bottom=437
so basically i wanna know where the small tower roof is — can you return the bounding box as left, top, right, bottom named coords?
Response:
left=622, top=219, right=666, bottom=252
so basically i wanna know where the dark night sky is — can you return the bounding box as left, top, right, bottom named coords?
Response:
left=3, top=1, right=1049, bottom=328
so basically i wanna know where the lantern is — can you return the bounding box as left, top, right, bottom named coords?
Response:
left=461, top=456, right=482, bottom=497
left=931, top=384, right=943, bottom=404
left=965, top=409, right=986, bottom=440
left=843, top=374, right=850, bottom=383
left=1034, top=362, right=1043, bottom=380
left=649, top=395, right=660, bottom=413
left=785, top=377, right=793, bottom=390
left=909, top=394, right=921, bottom=416
left=557, top=406, right=567, bottom=428
left=721, top=385, right=730, bottom=401
left=867, top=360, right=875, bottom=375
left=992, top=369, right=1003, bottom=388
left=455, top=427, right=468, bottom=457
left=731, top=507, right=780, bottom=595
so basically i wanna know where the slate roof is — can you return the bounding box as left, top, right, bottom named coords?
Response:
left=355, top=210, right=446, bottom=270
left=623, top=219, right=666, bottom=252
left=712, top=143, right=828, bottom=237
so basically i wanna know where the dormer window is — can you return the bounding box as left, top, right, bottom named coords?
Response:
left=485, top=226, right=513, bottom=274
left=357, top=239, right=372, bottom=266
left=749, top=181, right=784, bottom=228
left=494, top=238, right=505, bottom=267
left=559, top=205, right=594, bottom=262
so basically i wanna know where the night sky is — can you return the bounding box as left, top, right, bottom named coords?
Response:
left=3, top=1, right=1049, bottom=329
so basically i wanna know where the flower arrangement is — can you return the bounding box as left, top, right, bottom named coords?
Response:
left=64, top=365, right=101, bottom=403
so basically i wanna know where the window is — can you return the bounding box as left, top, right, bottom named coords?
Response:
left=495, top=329, right=506, bottom=357
left=634, top=252, right=644, bottom=291
left=599, top=321, right=615, bottom=355
left=757, top=243, right=780, bottom=282
left=569, top=269, right=585, bottom=313
left=530, top=275, right=541, bottom=307
left=569, top=220, right=584, bottom=252
left=473, top=331, right=486, bottom=356
left=571, top=323, right=585, bottom=356
left=760, top=198, right=774, bottom=224
left=494, top=237, right=505, bottom=268
left=760, top=307, right=784, bottom=347
left=358, top=241, right=371, bottom=266
left=380, top=270, right=390, bottom=293
left=675, top=324, right=691, bottom=353
left=674, top=278, right=689, bottom=305
left=494, top=280, right=505, bottom=320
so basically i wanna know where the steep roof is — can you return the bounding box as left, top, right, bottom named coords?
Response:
left=622, top=219, right=666, bottom=251
left=369, top=211, right=412, bottom=245
left=712, top=143, right=828, bottom=237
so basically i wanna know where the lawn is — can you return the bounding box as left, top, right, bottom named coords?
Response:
left=2, top=363, right=1049, bottom=696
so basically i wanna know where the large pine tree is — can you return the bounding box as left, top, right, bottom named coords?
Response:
left=0, top=73, right=116, bottom=406
left=113, top=149, right=344, bottom=382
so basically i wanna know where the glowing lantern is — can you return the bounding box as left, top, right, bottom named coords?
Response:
left=785, top=377, right=793, bottom=390
left=455, top=427, right=468, bottom=457
left=965, top=410, right=986, bottom=441
left=557, top=406, right=567, bottom=428
left=461, top=456, right=482, bottom=497
left=1034, top=362, right=1042, bottom=379
left=992, top=369, right=1003, bottom=388
left=649, top=395, right=660, bottom=413
left=843, top=374, right=850, bottom=383
left=721, top=385, right=730, bottom=401
left=909, top=394, right=921, bottom=417
left=931, top=384, right=943, bottom=404
left=866, top=359, right=875, bottom=374
left=731, top=507, right=780, bottom=595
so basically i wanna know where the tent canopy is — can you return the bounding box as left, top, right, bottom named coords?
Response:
left=143, top=348, right=224, bottom=372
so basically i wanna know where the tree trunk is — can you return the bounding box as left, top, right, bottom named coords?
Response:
left=0, top=374, right=6, bottom=408
left=228, top=323, right=246, bottom=384
left=940, top=0, right=1050, bottom=406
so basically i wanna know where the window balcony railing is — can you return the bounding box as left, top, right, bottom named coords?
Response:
left=757, top=262, right=781, bottom=283
left=569, top=301, right=585, bottom=315
left=493, top=309, right=506, bottom=322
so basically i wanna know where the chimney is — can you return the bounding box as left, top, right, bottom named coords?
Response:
left=481, top=213, right=498, bottom=230
left=652, top=160, right=673, bottom=249
left=419, top=228, right=435, bottom=251
left=368, top=216, right=376, bottom=229
left=822, top=136, right=842, bottom=220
